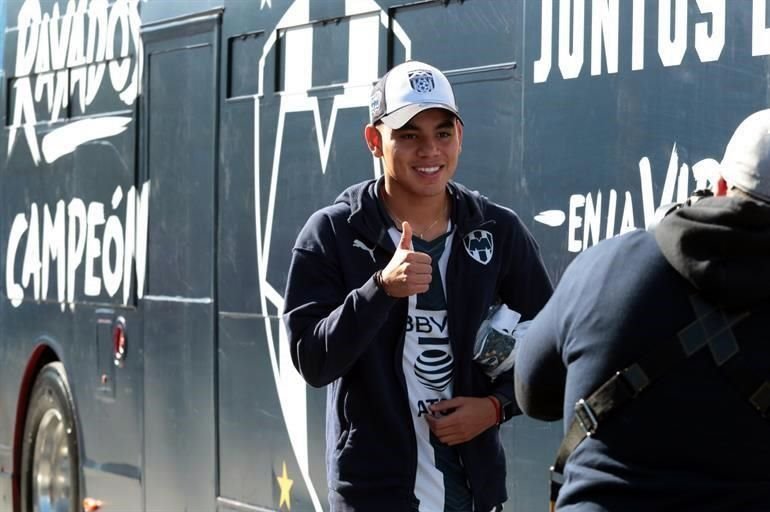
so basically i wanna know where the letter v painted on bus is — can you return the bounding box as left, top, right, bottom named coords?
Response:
left=640, top=143, right=690, bottom=228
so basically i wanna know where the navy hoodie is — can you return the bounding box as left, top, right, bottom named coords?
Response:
left=515, top=195, right=770, bottom=511
left=283, top=178, right=552, bottom=511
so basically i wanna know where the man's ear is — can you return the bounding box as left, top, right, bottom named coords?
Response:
left=364, top=124, right=383, bottom=158
left=715, top=177, right=728, bottom=196
left=456, top=118, right=463, bottom=154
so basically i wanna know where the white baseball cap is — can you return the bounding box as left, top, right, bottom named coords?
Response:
left=369, top=60, right=462, bottom=129
left=721, top=109, right=770, bottom=202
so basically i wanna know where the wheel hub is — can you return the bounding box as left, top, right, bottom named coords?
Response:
left=32, top=408, right=72, bottom=512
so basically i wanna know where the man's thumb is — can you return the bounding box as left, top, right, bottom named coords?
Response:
left=399, top=221, right=413, bottom=250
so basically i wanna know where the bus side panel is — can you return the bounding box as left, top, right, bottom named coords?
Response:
left=140, top=11, right=220, bottom=511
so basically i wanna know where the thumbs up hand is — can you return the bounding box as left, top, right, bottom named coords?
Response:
left=398, top=220, right=414, bottom=250
left=380, top=221, right=432, bottom=297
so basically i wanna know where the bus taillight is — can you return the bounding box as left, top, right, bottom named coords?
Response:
left=113, top=318, right=127, bottom=368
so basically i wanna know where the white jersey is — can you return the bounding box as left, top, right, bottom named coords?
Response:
left=389, top=224, right=473, bottom=512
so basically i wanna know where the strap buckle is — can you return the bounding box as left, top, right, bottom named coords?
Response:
left=574, top=398, right=598, bottom=436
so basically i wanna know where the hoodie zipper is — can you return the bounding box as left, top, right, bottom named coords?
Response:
left=392, top=310, right=418, bottom=500
left=373, top=231, right=420, bottom=502
left=446, top=219, right=496, bottom=385
left=446, top=219, right=496, bottom=508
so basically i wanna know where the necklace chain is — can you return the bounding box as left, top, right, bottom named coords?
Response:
left=383, top=197, right=448, bottom=240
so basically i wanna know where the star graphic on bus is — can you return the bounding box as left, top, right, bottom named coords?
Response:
left=261, top=0, right=271, bottom=9
left=277, top=461, right=294, bottom=510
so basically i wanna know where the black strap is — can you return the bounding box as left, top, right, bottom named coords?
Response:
left=550, top=337, right=684, bottom=494
left=550, top=296, right=769, bottom=505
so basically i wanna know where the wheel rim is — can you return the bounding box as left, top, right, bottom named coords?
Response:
left=32, top=408, right=72, bottom=512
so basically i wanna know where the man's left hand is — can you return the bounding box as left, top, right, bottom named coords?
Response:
left=426, top=397, right=497, bottom=446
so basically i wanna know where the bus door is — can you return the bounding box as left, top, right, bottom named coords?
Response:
left=139, top=10, right=221, bottom=512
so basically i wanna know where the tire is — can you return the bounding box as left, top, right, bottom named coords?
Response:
left=20, top=362, right=81, bottom=512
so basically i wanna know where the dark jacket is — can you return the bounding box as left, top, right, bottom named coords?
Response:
left=515, top=195, right=770, bottom=511
left=283, top=178, right=552, bottom=511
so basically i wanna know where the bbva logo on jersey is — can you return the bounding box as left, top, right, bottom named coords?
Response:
left=463, top=230, right=494, bottom=265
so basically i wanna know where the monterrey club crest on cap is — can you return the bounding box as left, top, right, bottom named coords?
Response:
left=463, top=230, right=494, bottom=265
left=369, top=60, right=462, bottom=129
left=408, top=70, right=435, bottom=93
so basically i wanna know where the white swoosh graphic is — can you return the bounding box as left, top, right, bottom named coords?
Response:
left=42, top=117, right=132, bottom=164
left=534, top=210, right=566, bottom=227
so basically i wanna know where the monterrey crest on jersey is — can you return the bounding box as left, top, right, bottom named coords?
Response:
left=463, top=229, right=494, bottom=265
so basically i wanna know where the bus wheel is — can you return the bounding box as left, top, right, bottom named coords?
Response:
left=20, top=362, right=81, bottom=512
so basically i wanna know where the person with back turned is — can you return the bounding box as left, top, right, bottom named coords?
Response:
left=282, top=60, right=552, bottom=511
left=515, top=109, right=770, bottom=511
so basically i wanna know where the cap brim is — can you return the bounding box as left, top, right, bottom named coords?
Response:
left=380, top=103, right=461, bottom=129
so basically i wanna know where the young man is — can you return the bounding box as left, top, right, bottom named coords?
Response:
left=514, top=109, right=770, bottom=511
left=283, top=60, right=552, bottom=511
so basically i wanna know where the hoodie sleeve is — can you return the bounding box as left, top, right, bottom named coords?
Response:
left=514, top=238, right=601, bottom=421
left=494, top=211, right=554, bottom=412
left=282, top=210, right=398, bottom=387
left=513, top=294, right=566, bottom=421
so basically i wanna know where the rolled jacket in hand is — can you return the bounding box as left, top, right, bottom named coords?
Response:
left=473, top=304, right=530, bottom=380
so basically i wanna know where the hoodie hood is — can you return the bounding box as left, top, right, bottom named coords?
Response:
left=655, top=195, right=770, bottom=309
left=333, top=179, right=390, bottom=248
left=333, top=177, right=488, bottom=248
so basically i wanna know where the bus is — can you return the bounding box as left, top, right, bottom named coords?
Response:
left=1, top=0, right=768, bottom=510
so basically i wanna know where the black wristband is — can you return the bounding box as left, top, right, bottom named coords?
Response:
left=374, top=270, right=395, bottom=297
left=493, top=392, right=515, bottom=423
left=374, top=270, right=386, bottom=290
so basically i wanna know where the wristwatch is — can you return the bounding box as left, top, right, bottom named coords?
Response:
left=493, top=392, right=516, bottom=423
